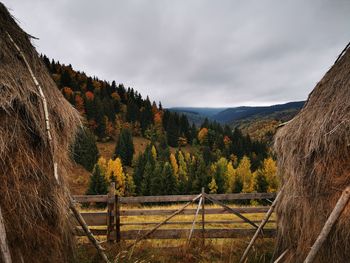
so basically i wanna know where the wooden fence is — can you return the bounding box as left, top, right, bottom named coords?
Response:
left=73, top=183, right=277, bottom=242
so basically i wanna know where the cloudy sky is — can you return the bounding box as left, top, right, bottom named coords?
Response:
left=3, top=0, right=350, bottom=107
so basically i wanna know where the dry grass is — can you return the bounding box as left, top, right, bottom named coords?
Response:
left=76, top=203, right=275, bottom=262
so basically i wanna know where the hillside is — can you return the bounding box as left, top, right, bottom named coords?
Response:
left=212, top=101, right=304, bottom=124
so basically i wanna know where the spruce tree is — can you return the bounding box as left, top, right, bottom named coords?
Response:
left=73, top=127, right=99, bottom=172
left=162, top=162, right=177, bottom=195
left=114, top=128, right=134, bottom=166
left=86, top=164, right=108, bottom=195
left=166, top=114, right=179, bottom=147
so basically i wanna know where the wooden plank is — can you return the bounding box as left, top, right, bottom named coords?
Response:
left=120, top=220, right=276, bottom=226
left=73, top=195, right=109, bottom=203
left=78, top=212, right=107, bottom=226
left=106, top=229, right=276, bottom=240
left=74, top=207, right=271, bottom=226
left=118, top=193, right=276, bottom=204
left=120, top=207, right=269, bottom=216
left=208, top=193, right=276, bottom=201
left=119, top=195, right=198, bottom=204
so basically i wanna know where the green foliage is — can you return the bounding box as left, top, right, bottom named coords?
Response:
left=114, top=128, right=134, bottom=166
left=86, top=164, right=108, bottom=195
left=73, top=127, right=99, bottom=172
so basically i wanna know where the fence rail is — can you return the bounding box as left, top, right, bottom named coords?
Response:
left=73, top=183, right=276, bottom=242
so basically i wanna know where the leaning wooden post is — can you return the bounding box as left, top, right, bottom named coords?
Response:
left=304, top=186, right=350, bottom=263
left=69, top=196, right=110, bottom=263
left=239, top=191, right=282, bottom=263
left=0, top=206, right=12, bottom=263
left=115, top=194, right=121, bottom=243
left=107, top=182, right=115, bottom=242
left=201, top=187, right=205, bottom=245
left=188, top=196, right=203, bottom=243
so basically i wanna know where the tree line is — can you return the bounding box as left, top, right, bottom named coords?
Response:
left=43, top=55, right=277, bottom=196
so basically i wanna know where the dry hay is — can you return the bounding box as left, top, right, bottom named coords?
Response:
left=274, top=44, right=350, bottom=262
left=0, top=3, right=80, bottom=262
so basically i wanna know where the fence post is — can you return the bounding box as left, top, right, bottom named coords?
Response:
left=107, top=182, right=115, bottom=242
left=115, top=194, right=121, bottom=243
left=201, top=187, right=205, bottom=245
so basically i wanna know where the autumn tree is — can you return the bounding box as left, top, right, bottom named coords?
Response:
left=236, top=156, right=253, bottom=192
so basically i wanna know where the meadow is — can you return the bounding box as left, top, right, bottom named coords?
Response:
left=76, top=203, right=276, bottom=263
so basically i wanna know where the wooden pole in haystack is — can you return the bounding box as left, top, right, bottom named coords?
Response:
left=0, top=206, right=12, bottom=263
left=6, top=31, right=110, bottom=263
left=304, top=186, right=350, bottom=263
left=239, top=190, right=282, bottom=263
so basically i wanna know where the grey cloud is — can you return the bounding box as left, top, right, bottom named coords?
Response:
left=2, top=0, right=350, bottom=107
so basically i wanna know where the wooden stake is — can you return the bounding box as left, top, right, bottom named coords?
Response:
left=204, top=194, right=259, bottom=229
left=239, top=191, right=282, bottom=263
left=304, top=186, right=350, bottom=263
left=187, top=197, right=203, bottom=242
left=107, top=182, right=115, bottom=242
left=69, top=196, right=110, bottom=263
left=115, top=194, right=121, bottom=243
left=128, top=194, right=202, bottom=248
left=0, top=206, right=12, bottom=263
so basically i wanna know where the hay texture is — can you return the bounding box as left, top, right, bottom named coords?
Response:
left=0, top=3, right=80, bottom=262
left=274, top=44, right=350, bottom=262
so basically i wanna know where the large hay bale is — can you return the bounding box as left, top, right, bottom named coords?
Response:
left=0, top=3, right=80, bottom=262
left=274, top=44, right=350, bottom=262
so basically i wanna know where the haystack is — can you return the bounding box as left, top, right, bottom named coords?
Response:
left=0, top=3, right=81, bottom=262
left=274, top=44, right=350, bottom=262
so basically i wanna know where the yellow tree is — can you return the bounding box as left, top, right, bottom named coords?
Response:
left=261, top=157, right=278, bottom=192
left=197, top=128, right=208, bottom=145
left=151, top=145, right=157, bottom=160
left=225, top=161, right=236, bottom=193
left=177, top=151, right=188, bottom=193
left=236, top=156, right=253, bottom=192
left=208, top=177, right=218, bottom=194
left=97, top=157, right=107, bottom=179
left=170, top=153, right=178, bottom=178
left=106, top=158, right=126, bottom=195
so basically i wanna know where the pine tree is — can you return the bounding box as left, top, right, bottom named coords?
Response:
left=133, top=154, right=145, bottom=194
left=72, top=127, right=99, bottom=172
left=166, top=114, right=179, bottom=147
left=86, top=164, right=108, bottom=196
left=161, top=162, right=177, bottom=195
left=114, top=128, right=134, bottom=166
left=254, top=171, right=269, bottom=193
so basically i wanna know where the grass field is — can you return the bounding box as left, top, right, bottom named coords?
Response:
left=76, top=203, right=276, bottom=263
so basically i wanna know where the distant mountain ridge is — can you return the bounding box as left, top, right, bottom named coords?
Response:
left=169, top=101, right=305, bottom=126
left=212, top=101, right=305, bottom=124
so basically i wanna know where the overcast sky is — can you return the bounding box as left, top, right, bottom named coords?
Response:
left=3, top=0, right=350, bottom=107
